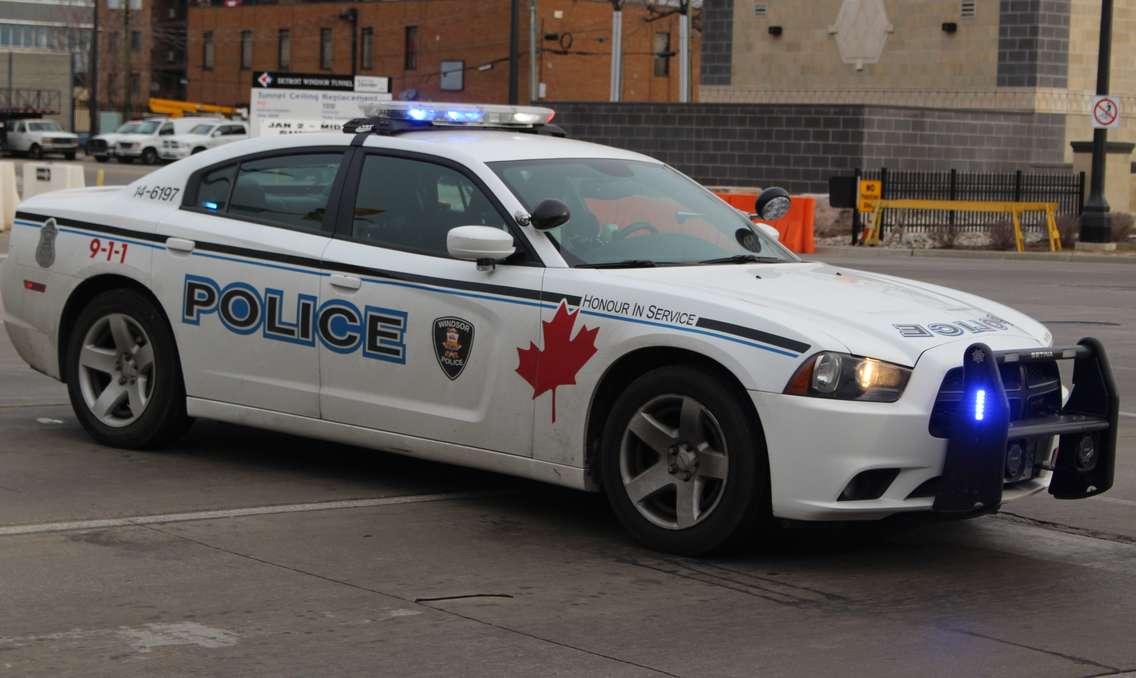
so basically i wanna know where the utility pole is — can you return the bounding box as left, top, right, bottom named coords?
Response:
left=508, top=0, right=519, bottom=104
left=1080, top=0, right=1113, bottom=244
left=88, top=0, right=99, bottom=134
left=609, top=0, right=623, bottom=102
left=529, top=0, right=538, bottom=102
left=678, top=0, right=690, bottom=103
left=121, top=0, right=131, bottom=121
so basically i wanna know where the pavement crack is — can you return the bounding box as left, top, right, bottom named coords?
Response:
left=996, top=511, right=1136, bottom=547
left=414, top=594, right=514, bottom=603
left=949, top=628, right=1118, bottom=672
left=1081, top=669, right=1136, bottom=678
left=134, top=523, right=680, bottom=677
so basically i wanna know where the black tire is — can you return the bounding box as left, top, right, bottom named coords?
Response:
left=65, top=288, right=191, bottom=449
left=28, top=144, right=42, bottom=160
left=191, top=146, right=206, bottom=155
left=64, top=151, right=76, bottom=161
left=600, top=365, right=772, bottom=555
left=141, top=147, right=159, bottom=165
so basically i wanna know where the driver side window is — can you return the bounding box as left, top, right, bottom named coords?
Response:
left=351, top=154, right=507, bottom=258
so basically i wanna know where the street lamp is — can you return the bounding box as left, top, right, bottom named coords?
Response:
left=339, top=8, right=358, bottom=77
left=1080, top=0, right=1113, bottom=244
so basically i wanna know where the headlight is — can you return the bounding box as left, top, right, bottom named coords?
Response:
left=784, top=352, right=911, bottom=402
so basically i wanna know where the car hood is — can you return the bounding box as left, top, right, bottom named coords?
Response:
left=607, top=261, right=1051, bottom=366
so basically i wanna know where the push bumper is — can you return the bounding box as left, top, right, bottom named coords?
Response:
left=934, top=339, right=1118, bottom=513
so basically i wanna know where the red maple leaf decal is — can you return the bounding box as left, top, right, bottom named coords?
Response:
left=516, top=300, right=599, bottom=423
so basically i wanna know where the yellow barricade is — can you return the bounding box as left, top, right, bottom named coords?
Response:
left=861, top=199, right=1062, bottom=252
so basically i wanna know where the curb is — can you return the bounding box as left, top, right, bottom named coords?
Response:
left=812, top=245, right=1136, bottom=265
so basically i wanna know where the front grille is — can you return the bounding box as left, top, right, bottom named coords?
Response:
left=929, top=359, right=1061, bottom=438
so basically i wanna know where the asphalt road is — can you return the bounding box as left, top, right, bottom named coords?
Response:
left=1, top=228, right=1134, bottom=674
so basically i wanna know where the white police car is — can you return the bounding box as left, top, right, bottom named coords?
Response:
left=0, top=103, right=1118, bottom=554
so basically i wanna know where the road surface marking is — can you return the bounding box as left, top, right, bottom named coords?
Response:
left=0, top=491, right=491, bottom=537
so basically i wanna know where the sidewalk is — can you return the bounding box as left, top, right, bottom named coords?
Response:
left=814, top=244, right=1136, bottom=265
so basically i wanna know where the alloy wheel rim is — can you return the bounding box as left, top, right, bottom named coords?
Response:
left=619, top=394, right=729, bottom=530
left=77, top=313, right=155, bottom=428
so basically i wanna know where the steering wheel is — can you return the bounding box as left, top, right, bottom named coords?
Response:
left=612, top=221, right=659, bottom=241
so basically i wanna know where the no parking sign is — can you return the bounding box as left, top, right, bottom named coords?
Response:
left=1091, top=95, right=1121, bottom=129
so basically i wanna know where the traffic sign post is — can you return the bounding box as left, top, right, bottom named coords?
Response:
left=1091, top=95, right=1120, bottom=130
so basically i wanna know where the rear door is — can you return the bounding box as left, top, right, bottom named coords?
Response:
left=153, top=147, right=350, bottom=417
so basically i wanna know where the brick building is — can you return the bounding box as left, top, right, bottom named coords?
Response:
left=554, top=0, right=1136, bottom=202
left=185, top=0, right=699, bottom=107
left=95, top=0, right=187, bottom=123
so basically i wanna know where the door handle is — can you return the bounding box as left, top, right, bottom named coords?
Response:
left=165, top=237, right=195, bottom=254
left=330, top=274, right=362, bottom=291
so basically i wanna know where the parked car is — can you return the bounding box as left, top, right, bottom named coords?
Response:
left=2, top=119, right=79, bottom=160
left=114, top=117, right=226, bottom=165
left=159, top=120, right=249, bottom=161
left=87, top=120, right=156, bottom=163
left=0, top=102, right=1119, bottom=555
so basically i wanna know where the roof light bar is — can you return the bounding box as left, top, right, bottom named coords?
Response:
left=358, top=101, right=556, bottom=128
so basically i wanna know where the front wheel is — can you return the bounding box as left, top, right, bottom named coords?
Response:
left=28, top=144, right=42, bottom=160
left=601, top=365, right=771, bottom=555
left=141, top=147, right=159, bottom=165
left=65, top=289, right=190, bottom=448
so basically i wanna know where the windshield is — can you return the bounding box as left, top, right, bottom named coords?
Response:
left=27, top=121, right=62, bottom=132
left=133, top=121, right=161, bottom=135
left=115, top=122, right=140, bottom=134
left=189, top=124, right=216, bottom=135
left=490, top=159, right=797, bottom=267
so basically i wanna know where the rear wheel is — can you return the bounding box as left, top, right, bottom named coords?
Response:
left=601, top=365, right=771, bottom=555
left=141, top=147, right=159, bottom=165
left=28, top=144, right=42, bottom=160
left=65, top=289, right=190, bottom=448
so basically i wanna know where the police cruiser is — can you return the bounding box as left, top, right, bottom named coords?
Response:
left=0, top=103, right=1118, bottom=554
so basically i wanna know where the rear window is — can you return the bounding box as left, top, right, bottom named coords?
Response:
left=194, top=164, right=236, bottom=211
left=225, top=153, right=343, bottom=232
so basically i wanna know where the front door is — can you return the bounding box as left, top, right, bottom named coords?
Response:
left=318, top=151, right=544, bottom=456
left=154, top=149, right=347, bottom=417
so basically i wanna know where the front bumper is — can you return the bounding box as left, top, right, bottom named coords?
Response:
left=752, top=336, right=1117, bottom=522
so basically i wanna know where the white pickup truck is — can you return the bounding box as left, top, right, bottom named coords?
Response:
left=2, top=119, right=78, bottom=160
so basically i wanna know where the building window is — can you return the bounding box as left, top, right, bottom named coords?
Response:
left=130, top=72, right=140, bottom=97
left=361, top=27, right=374, bottom=70
left=320, top=28, right=333, bottom=70
left=130, top=30, right=141, bottom=51
left=404, top=25, right=418, bottom=70
left=278, top=29, right=290, bottom=69
left=653, top=32, right=671, bottom=77
left=240, top=30, right=252, bottom=70
left=202, top=31, right=214, bottom=70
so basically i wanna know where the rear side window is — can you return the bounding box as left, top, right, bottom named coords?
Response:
left=194, top=164, right=236, bottom=211
left=227, top=153, right=343, bottom=232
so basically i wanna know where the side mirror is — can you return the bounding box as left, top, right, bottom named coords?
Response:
left=447, top=226, right=516, bottom=269
left=755, top=187, right=791, bottom=221
left=755, top=222, right=781, bottom=241
left=529, top=199, right=571, bottom=231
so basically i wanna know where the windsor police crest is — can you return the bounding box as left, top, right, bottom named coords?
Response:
left=433, top=316, right=474, bottom=380
left=35, top=218, right=57, bottom=268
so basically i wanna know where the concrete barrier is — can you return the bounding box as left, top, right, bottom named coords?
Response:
left=0, top=161, right=17, bottom=232
left=22, top=162, right=85, bottom=200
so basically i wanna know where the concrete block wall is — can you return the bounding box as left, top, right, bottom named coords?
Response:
left=553, top=102, right=1069, bottom=193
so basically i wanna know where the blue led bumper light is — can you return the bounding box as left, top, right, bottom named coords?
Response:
left=973, top=388, right=986, bottom=421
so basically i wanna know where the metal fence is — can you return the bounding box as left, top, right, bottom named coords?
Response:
left=860, top=168, right=1085, bottom=233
